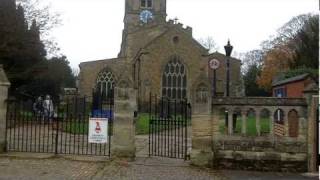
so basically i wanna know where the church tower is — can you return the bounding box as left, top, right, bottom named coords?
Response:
left=119, top=0, right=167, bottom=57
left=124, top=0, right=167, bottom=30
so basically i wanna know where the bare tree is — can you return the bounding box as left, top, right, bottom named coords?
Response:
left=241, top=50, right=264, bottom=74
left=17, top=0, right=62, bottom=56
left=72, top=68, right=80, bottom=77
left=198, top=36, right=219, bottom=53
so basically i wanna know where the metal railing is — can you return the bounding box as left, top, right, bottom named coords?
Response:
left=5, top=96, right=113, bottom=157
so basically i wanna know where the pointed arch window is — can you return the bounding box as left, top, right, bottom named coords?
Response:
left=162, top=55, right=187, bottom=99
left=96, top=70, right=115, bottom=99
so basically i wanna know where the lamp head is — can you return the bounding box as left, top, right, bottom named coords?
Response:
left=224, top=40, right=233, bottom=57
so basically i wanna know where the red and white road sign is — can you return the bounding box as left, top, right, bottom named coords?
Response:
left=209, top=59, right=220, bottom=70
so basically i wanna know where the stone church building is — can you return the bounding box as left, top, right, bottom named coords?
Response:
left=78, top=0, right=243, bottom=108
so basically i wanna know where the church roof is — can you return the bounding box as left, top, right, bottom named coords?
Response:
left=79, top=57, right=126, bottom=67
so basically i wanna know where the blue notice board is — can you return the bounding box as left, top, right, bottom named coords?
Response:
left=92, top=109, right=113, bottom=120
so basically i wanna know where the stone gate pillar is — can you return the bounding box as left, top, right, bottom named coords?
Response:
left=190, top=85, right=213, bottom=167
left=111, top=85, right=137, bottom=159
left=304, top=85, right=319, bottom=172
left=0, top=65, right=10, bottom=153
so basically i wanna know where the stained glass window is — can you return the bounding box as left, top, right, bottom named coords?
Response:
left=162, top=55, right=187, bottom=99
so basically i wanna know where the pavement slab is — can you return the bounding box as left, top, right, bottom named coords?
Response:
left=0, top=155, right=318, bottom=180
left=0, top=156, right=104, bottom=180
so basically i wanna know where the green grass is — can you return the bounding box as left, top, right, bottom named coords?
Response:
left=246, top=117, right=257, bottom=136
left=63, top=121, right=114, bottom=135
left=64, top=122, right=88, bottom=134
left=135, top=113, right=191, bottom=135
left=260, top=118, right=271, bottom=134
left=219, top=117, right=270, bottom=136
left=136, top=113, right=150, bottom=135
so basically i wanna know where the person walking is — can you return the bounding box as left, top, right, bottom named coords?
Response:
left=43, top=95, right=54, bottom=123
left=33, top=96, right=43, bottom=116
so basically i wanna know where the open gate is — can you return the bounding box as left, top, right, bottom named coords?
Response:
left=5, top=95, right=113, bottom=157
left=148, top=95, right=191, bottom=159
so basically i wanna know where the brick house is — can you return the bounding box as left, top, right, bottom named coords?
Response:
left=272, top=73, right=318, bottom=98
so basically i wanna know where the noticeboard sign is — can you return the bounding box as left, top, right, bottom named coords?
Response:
left=88, top=118, right=108, bottom=144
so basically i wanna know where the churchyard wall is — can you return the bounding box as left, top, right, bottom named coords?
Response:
left=191, top=96, right=318, bottom=172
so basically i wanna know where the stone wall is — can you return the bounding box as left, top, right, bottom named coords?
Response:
left=191, top=97, right=312, bottom=172
left=213, top=137, right=308, bottom=172
left=136, top=27, right=242, bottom=107
left=78, top=58, right=129, bottom=97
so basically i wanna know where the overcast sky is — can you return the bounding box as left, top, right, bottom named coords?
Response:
left=45, top=0, right=318, bottom=69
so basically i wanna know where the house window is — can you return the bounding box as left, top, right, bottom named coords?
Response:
left=96, top=70, right=115, bottom=99
left=274, top=87, right=287, bottom=97
left=162, top=55, right=187, bottom=99
left=141, top=0, right=152, bottom=8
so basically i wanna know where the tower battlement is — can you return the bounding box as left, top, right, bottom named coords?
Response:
left=166, top=19, right=192, bottom=36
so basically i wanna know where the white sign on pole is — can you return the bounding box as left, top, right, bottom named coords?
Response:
left=88, top=118, right=108, bottom=144
left=209, top=59, right=220, bottom=70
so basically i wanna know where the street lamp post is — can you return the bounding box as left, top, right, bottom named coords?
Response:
left=224, top=40, right=233, bottom=97
left=224, top=40, right=233, bottom=135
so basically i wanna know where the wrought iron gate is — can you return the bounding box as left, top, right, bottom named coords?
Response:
left=148, top=95, right=191, bottom=159
left=5, top=95, right=113, bottom=157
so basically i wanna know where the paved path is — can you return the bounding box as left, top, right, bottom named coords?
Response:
left=0, top=156, right=104, bottom=180
left=0, top=155, right=318, bottom=180
left=135, top=126, right=192, bottom=158
left=94, top=157, right=225, bottom=180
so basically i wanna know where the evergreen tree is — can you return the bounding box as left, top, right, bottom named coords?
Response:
left=243, top=64, right=270, bottom=97
left=24, top=56, right=75, bottom=100
left=293, top=15, right=319, bottom=69
left=0, top=0, right=75, bottom=99
left=0, top=0, right=46, bottom=96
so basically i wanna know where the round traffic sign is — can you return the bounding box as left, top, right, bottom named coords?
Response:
left=209, top=59, right=220, bottom=70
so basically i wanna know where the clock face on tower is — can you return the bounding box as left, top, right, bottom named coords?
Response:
left=140, top=10, right=153, bottom=24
